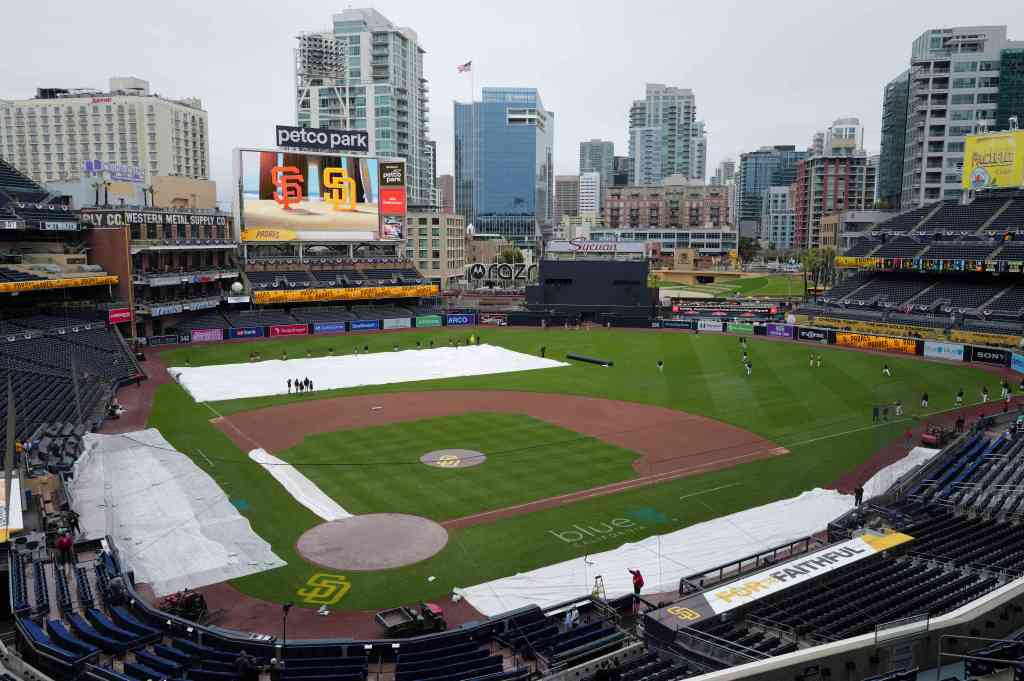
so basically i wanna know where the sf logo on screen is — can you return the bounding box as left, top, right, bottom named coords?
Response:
left=271, top=165, right=357, bottom=212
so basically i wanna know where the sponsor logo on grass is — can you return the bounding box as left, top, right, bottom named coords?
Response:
left=548, top=517, right=641, bottom=547
left=297, top=573, right=351, bottom=606
left=624, top=507, right=670, bottom=524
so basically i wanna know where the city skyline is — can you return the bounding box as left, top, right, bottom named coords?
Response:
left=1, top=0, right=1022, bottom=206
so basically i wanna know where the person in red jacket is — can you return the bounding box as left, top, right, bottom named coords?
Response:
left=56, top=533, right=73, bottom=569
left=628, top=568, right=644, bottom=596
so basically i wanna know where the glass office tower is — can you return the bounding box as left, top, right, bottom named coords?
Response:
left=454, top=88, right=554, bottom=245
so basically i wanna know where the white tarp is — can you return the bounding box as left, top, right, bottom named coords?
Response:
left=68, top=429, right=285, bottom=596
left=168, top=345, right=568, bottom=402
left=458, top=488, right=854, bottom=617
left=249, top=449, right=350, bottom=521
left=863, top=446, right=941, bottom=500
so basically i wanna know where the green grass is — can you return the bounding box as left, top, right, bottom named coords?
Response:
left=151, top=327, right=995, bottom=610
left=284, top=413, right=639, bottom=521
left=658, top=274, right=805, bottom=298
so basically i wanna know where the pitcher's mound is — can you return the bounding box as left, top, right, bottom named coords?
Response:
left=296, top=514, right=448, bottom=570
left=420, top=449, right=486, bottom=468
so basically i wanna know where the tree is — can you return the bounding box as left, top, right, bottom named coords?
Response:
left=498, top=246, right=524, bottom=264
left=738, top=237, right=761, bottom=263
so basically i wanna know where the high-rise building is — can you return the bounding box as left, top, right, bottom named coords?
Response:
left=0, top=76, right=208, bottom=185
left=630, top=127, right=663, bottom=186
left=612, top=156, right=631, bottom=186
left=437, top=174, right=454, bottom=214
left=579, top=139, right=615, bottom=187
left=603, top=180, right=730, bottom=229
left=425, top=139, right=438, bottom=205
left=627, top=83, right=700, bottom=185
left=294, top=8, right=433, bottom=204
left=454, top=87, right=554, bottom=245
left=996, top=48, right=1024, bottom=129
left=878, top=70, right=910, bottom=209
left=578, top=172, right=601, bottom=217
left=690, top=121, right=707, bottom=182
left=897, top=26, right=1023, bottom=207
left=554, top=175, right=580, bottom=225
left=403, top=210, right=466, bottom=289
left=794, top=118, right=877, bottom=249
left=735, top=145, right=805, bottom=238
left=762, top=186, right=796, bottom=250
left=711, top=159, right=736, bottom=185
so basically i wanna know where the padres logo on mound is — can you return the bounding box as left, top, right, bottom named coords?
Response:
left=437, top=454, right=462, bottom=468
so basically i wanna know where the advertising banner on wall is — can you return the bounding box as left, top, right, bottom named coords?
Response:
left=269, top=324, right=309, bottom=337
left=147, top=334, right=179, bottom=347
left=923, top=341, right=966, bottom=362
left=766, top=324, right=794, bottom=339
left=312, top=322, right=347, bottom=334
left=478, top=313, right=508, bottom=326
left=107, top=308, right=132, bottom=325
left=446, top=313, right=476, bottom=327
left=350, top=319, right=380, bottom=332
left=237, top=149, right=383, bottom=241
left=697, top=319, right=723, bottom=332
left=1013, top=353, right=1024, bottom=374
left=727, top=322, right=754, bottom=335
left=191, top=329, right=224, bottom=343
left=415, top=315, right=443, bottom=328
left=659, top=319, right=694, bottom=330
left=252, top=284, right=439, bottom=305
left=971, top=346, right=1011, bottom=366
left=382, top=317, right=412, bottom=330
left=962, top=130, right=1024, bottom=191
left=837, top=332, right=917, bottom=354
left=796, top=327, right=834, bottom=344
left=228, top=327, right=264, bottom=340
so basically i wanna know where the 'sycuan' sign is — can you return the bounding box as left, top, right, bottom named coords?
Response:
left=275, top=125, right=369, bottom=153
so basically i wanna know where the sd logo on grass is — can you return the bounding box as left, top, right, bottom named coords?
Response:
left=297, top=573, right=351, bottom=606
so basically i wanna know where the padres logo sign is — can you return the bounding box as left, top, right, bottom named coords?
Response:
left=667, top=606, right=702, bottom=621
left=297, top=573, right=351, bottom=606
left=437, top=454, right=461, bottom=468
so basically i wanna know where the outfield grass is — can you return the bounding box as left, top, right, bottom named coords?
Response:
left=285, top=413, right=638, bottom=521
left=658, top=274, right=805, bottom=298
left=151, top=327, right=996, bottom=609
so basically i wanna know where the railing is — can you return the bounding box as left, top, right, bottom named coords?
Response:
left=677, top=535, right=823, bottom=595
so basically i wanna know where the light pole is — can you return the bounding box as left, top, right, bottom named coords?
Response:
left=281, top=602, right=293, bottom=658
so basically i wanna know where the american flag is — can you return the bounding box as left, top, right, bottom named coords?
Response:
left=457, top=60, right=472, bottom=73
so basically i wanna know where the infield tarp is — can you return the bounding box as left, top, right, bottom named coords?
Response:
left=248, top=448, right=351, bottom=521
left=862, top=445, right=941, bottom=500
left=457, top=488, right=854, bottom=616
left=67, top=429, right=285, bottom=596
left=168, top=345, right=568, bottom=402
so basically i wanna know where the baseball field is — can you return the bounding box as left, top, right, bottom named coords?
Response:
left=151, top=327, right=995, bottom=611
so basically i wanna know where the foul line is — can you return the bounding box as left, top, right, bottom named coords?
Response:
left=202, top=401, right=264, bottom=452
left=679, top=482, right=741, bottom=501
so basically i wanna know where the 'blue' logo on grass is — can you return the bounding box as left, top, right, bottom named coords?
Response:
left=232, top=499, right=250, bottom=511
left=625, top=507, right=669, bottom=524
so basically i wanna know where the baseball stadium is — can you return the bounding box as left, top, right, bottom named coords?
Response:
left=6, top=133, right=1024, bottom=681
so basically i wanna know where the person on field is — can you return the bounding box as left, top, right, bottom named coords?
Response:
left=956, top=387, right=964, bottom=407
left=854, top=486, right=864, bottom=507
left=628, top=569, right=644, bottom=597
left=287, top=378, right=292, bottom=394
left=745, top=361, right=752, bottom=377
left=809, top=352, right=815, bottom=368
left=872, top=405, right=880, bottom=423
left=742, top=350, right=748, bottom=363
left=921, top=392, right=929, bottom=408
left=983, top=386, right=990, bottom=403
left=883, top=364, right=891, bottom=377
left=657, top=360, right=664, bottom=373
left=894, top=400, right=903, bottom=417
left=816, top=353, right=822, bottom=368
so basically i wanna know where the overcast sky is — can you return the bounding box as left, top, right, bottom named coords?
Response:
left=3, top=0, right=1021, bottom=201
